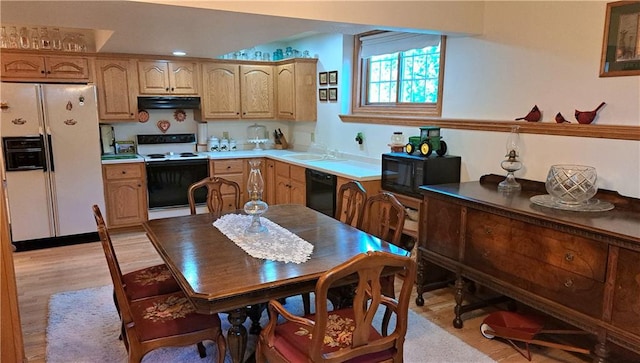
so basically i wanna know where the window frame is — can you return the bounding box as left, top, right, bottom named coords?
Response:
left=351, top=31, right=446, bottom=117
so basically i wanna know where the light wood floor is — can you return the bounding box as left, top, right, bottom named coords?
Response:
left=11, top=229, right=632, bottom=363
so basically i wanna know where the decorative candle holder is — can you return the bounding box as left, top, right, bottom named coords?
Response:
left=244, top=159, right=269, bottom=233
left=498, top=126, right=523, bottom=192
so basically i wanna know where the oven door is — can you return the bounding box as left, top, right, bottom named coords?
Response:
left=145, top=159, right=209, bottom=209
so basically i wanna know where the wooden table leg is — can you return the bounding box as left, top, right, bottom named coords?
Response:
left=247, top=303, right=266, bottom=335
left=227, top=308, right=248, bottom=363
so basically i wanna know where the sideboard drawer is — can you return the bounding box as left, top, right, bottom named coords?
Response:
left=467, top=209, right=607, bottom=281
left=465, top=209, right=605, bottom=317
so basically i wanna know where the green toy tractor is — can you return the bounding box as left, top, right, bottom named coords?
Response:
left=405, top=126, right=448, bottom=157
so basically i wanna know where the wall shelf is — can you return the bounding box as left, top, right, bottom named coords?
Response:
left=340, top=114, right=640, bottom=141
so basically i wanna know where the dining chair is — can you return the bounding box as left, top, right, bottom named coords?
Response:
left=301, top=180, right=368, bottom=315
left=334, top=180, right=368, bottom=227
left=188, top=176, right=241, bottom=215
left=256, top=250, right=416, bottom=363
left=93, top=204, right=226, bottom=363
left=359, top=192, right=408, bottom=335
left=91, top=205, right=180, bottom=308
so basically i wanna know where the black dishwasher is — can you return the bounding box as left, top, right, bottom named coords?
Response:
left=305, top=168, right=337, bottom=217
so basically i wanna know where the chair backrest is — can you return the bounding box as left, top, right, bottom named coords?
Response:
left=334, top=180, right=367, bottom=227
left=92, top=205, right=134, bottom=325
left=360, top=192, right=407, bottom=247
left=310, top=251, right=416, bottom=362
left=187, top=176, right=241, bottom=215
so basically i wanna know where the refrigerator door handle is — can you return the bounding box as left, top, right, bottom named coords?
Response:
left=47, top=134, right=55, bottom=172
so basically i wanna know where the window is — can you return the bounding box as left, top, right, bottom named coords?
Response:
left=352, top=31, right=445, bottom=116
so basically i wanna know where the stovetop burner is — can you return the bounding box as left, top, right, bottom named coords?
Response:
left=147, top=154, right=166, bottom=159
left=180, top=152, right=197, bottom=157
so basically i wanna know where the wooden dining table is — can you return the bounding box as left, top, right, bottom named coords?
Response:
left=142, top=204, right=409, bottom=363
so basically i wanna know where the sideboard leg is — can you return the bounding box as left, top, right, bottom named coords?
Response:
left=453, top=275, right=465, bottom=329
left=592, top=331, right=609, bottom=363
left=416, top=256, right=425, bottom=306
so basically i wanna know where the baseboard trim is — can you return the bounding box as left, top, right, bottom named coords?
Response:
left=13, top=232, right=99, bottom=252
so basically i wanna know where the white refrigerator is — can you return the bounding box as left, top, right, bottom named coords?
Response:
left=0, top=83, right=105, bottom=243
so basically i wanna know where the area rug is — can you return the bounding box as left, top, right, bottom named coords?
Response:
left=46, top=285, right=495, bottom=363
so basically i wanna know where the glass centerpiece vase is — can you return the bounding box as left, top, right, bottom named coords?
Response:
left=244, top=159, right=269, bottom=233
left=498, top=125, right=523, bottom=192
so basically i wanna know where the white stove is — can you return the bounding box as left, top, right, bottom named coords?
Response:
left=142, top=151, right=208, bottom=162
left=136, top=133, right=208, bottom=162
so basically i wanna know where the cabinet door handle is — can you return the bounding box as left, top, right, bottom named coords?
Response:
left=564, top=252, right=574, bottom=262
left=170, top=87, right=174, bottom=92
left=564, top=278, right=574, bottom=288
left=122, top=171, right=127, bottom=174
left=41, top=70, right=46, bottom=74
left=165, top=87, right=170, bottom=91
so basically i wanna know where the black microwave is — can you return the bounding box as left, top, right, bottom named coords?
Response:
left=381, top=153, right=461, bottom=198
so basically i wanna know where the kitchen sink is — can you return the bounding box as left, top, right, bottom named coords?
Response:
left=286, top=153, right=347, bottom=162
left=286, top=153, right=328, bottom=161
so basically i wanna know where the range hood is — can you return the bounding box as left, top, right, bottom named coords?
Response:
left=137, top=96, right=201, bottom=109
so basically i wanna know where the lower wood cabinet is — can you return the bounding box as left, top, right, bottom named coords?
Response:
left=264, top=159, right=276, bottom=205
left=210, top=158, right=246, bottom=210
left=102, top=163, right=148, bottom=227
left=274, top=161, right=305, bottom=205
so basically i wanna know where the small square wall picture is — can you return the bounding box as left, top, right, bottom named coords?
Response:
left=319, top=88, right=328, bottom=101
left=328, top=87, right=338, bottom=101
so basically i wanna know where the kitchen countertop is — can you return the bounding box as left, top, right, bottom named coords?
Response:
left=101, top=149, right=381, bottom=181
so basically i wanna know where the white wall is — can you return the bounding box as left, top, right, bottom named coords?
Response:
left=287, top=1, right=640, bottom=198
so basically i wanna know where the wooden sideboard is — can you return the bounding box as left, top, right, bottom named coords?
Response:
left=416, top=174, right=640, bottom=363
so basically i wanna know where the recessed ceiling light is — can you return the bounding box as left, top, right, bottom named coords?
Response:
left=172, top=51, right=187, bottom=56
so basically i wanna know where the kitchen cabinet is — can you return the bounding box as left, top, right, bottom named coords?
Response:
left=95, top=58, right=138, bottom=121
left=274, top=161, right=305, bottom=205
left=199, top=63, right=241, bottom=119
left=102, top=163, right=148, bottom=227
left=0, top=51, right=90, bottom=81
left=276, top=59, right=317, bottom=121
left=198, top=62, right=274, bottom=120
left=264, top=159, right=276, bottom=205
left=416, top=175, right=640, bottom=362
left=210, top=158, right=247, bottom=209
left=137, top=60, right=198, bottom=95
left=241, top=64, right=275, bottom=119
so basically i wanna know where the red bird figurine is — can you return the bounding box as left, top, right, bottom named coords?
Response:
left=575, top=102, right=605, bottom=124
left=515, top=105, right=541, bottom=122
left=555, top=112, right=570, bottom=123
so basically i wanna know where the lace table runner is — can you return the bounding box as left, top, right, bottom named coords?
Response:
left=213, top=214, right=314, bottom=264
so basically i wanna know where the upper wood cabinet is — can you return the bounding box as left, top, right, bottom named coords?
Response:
left=198, top=63, right=274, bottom=120
left=199, top=63, right=242, bottom=119
left=276, top=59, right=317, bottom=121
left=137, top=60, right=198, bottom=95
left=241, top=64, right=274, bottom=119
left=0, top=52, right=90, bottom=82
left=95, top=58, right=138, bottom=121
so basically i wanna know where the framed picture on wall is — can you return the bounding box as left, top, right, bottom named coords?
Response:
left=319, top=88, right=328, bottom=101
left=328, top=87, right=338, bottom=101
left=319, top=72, right=328, bottom=85
left=600, top=1, right=640, bottom=77
left=328, top=70, right=338, bottom=84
